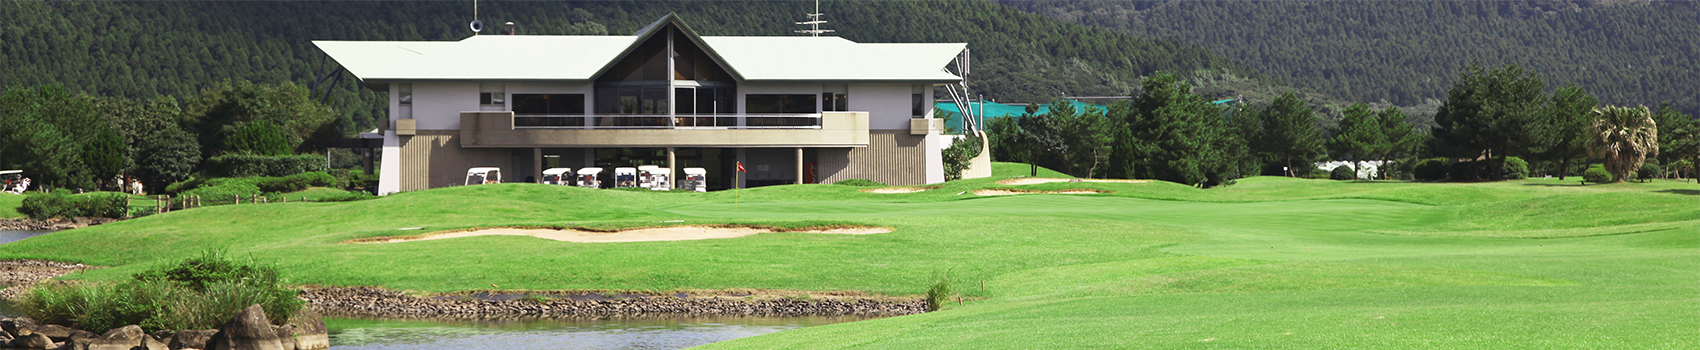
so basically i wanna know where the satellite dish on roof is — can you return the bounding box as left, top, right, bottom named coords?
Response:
left=470, top=20, right=484, bottom=33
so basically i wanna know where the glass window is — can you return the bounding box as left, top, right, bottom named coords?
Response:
left=398, top=84, right=412, bottom=105
left=512, top=94, right=585, bottom=114
left=746, top=94, right=818, bottom=114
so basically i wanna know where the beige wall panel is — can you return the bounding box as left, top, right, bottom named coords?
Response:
left=819, top=130, right=927, bottom=186
left=399, top=131, right=513, bottom=191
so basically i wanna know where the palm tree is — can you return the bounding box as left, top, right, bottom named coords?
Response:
left=1587, top=105, right=1659, bottom=182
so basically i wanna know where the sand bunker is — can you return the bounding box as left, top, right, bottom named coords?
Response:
left=350, top=225, right=892, bottom=244
left=973, top=188, right=1112, bottom=196
left=860, top=186, right=938, bottom=194
left=996, top=178, right=1148, bottom=185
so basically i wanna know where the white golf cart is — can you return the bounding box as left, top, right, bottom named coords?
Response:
left=576, top=167, right=603, bottom=189
left=682, top=168, right=707, bottom=192
left=614, top=167, right=638, bottom=188
left=1, top=170, right=26, bottom=194
left=464, top=167, right=503, bottom=186
left=645, top=167, right=671, bottom=191
left=541, top=168, right=574, bottom=186
left=637, top=165, right=660, bottom=189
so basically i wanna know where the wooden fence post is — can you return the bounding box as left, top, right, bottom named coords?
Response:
left=234, top=195, right=240, bottom=205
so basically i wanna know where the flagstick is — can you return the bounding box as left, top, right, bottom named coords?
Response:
left=735, top=170, right=740, bottom=211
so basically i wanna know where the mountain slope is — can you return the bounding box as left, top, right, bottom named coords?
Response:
left=1000, top=0, right=1700, bottom=115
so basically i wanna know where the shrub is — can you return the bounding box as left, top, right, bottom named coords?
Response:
left=204, top=154, right=328, bottom=178
left=1638, top=163, right=1662, bottom=182
left=834, top=179, right=887, bottom=187
left=1329, top=165, right=1356, bottom=180
left=18, top=251, right=301, bottom=332
left=1447, top=161, right=1479, bottom=181
left=924, top=278, right=951, bottom=312
left=942, top=135, right=984, bottom=181
left=1413, top=158, right=1449, bottom=181
left=1503, top=157, right=1529, bottom=180
left=311, top=190, right=376, bottom=202
left=18, top=190, right=129, bottom=220
left=1583, top=164, right=1614, bottom=183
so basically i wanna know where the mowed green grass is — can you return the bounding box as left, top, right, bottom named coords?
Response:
left=2, top=163, right=1697, bottom=348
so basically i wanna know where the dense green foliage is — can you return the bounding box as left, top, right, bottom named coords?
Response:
left=1431, top=64, right=1547, bottom=180
left=1413, top=158, right=1449, bottom=181
left=170, top=172, right=338, bottom=202
left=941, top=135, right=983, bottom=181
left=17, top=190, right=128, bottom=220
left=1503, top=156, right=1530, bottom=180
left=1247, top=93, right=1328, bottom=177
left=0, top=86, right=126, bottom=190
left=0, top=0, right=1245, bottom=120
left=18, top=251, right=301, bottom=333
left=204, top=154, right=329, bottom=178
left=1002, top=1, right=1700, bottom=116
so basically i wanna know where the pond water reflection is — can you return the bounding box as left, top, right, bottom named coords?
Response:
left=0, top=231, right=50, bottom=245
left=328, top=315, right=873, bottom=350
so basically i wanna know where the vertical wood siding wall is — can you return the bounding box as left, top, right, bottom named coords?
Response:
left=819, top=130, right=926, bottom=186
left=398, top=131, right=512, bottom=191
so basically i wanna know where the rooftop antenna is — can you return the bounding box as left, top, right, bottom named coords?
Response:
left=469, top=0, right=483, bottom=35
left=794, top=0, right=834, bottom=37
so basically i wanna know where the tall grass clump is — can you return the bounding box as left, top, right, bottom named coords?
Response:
left=16, top=251, right=302, bottom=332
left=925, top=277, right=952, bottom=312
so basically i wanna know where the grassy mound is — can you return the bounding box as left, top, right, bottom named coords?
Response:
left=2, top=165, right=1697, bottom=347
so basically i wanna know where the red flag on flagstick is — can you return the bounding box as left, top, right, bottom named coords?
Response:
left=736, top=161, right=746, bottom=173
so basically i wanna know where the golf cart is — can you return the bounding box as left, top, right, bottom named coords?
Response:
left=465, top=167, right=502, bottom=186
left=541, top=168, right=574, bottom=186
left=1, top=170, right=26, bottom=194
left=644, top=167, right=671, bottom=191
left=682, top=168, right=707, bottom=192
left=637, top=165, right=660, bottom=189
left=614, top=167, right=638, bottom=188
left=576, top=167, right=603, bottom=189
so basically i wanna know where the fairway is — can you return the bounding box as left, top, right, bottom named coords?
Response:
left=2, top=165, right=1696, bottom=348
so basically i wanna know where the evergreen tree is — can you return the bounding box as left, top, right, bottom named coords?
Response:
left=1329, top=103, right=1381, bottom=179
left=1373, top=107, right=1419, bottom=179
left=1430, top=63, right=1546, bottom=180
left=1537, top=85, right=1598, bottom=179
left=1252, top=92, right=1326, bottom=177
left=1111, top=72, right=1241, bottom=187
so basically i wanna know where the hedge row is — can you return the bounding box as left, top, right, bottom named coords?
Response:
left=19, top=190, right=129, bottom=220
left=172, top=172, right=338, bottom=200
left=204, top=154, right=328, bottom=178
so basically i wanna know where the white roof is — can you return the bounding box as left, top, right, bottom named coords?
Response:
left=314, top=15, right=963, bottom=84
left=0, top=170, right=21, bottom=175
left=542, top=168, right=573, bottom=175
left=467, top=167, right=502, bottom=173
left=615, top=167, right=638, bottom=172
left=684, top=168, right=707, bottom=175
left=578, top=167, right=603, bottom=174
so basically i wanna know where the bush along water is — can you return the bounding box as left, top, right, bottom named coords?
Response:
left=18, top=190, right=129, bottom=220
left=925, top=277, right=952, bottom=312
left=16, top=250, right=303, bottom=332
left=1583, top=164, right=1614, bottom=183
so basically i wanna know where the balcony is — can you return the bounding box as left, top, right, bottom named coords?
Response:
left=512, top=114, right=823, bottom=129
left=458, top=111, right=869, bottom=148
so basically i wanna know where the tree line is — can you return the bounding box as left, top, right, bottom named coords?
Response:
left=1000, top=0, right=1700, bottom=117
left=991, top=63, right=1695, bottom=186
left=0, top=82, right=339, bottom=192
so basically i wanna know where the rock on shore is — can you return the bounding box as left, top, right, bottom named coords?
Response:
left=302, top=286, right=926, bottom=319
left=0, top=217, right=118, bottom=231
left=0, top=260, right=91, bottom=300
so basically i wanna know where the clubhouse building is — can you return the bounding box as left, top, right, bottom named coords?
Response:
left=314, top=14, right=986, bottom=194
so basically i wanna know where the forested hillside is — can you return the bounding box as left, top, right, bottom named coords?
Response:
left=1, top=0, right=1250, bottom=132
left=1001, top=0, right=1700, bottom=115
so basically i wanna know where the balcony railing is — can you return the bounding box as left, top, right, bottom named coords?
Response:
left=514, top=114, right=822, bottom=129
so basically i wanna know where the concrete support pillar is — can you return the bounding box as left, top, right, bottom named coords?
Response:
left=795, top=147, right=804, bottom=185
left=585, top=148, right=596, bottom=168
left=667, top=147, right=677, bottom=189
left=532, top=148, right=543, bottom=183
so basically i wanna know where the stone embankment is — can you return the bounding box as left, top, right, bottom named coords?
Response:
left=0, top=260, right=90, bottom=300
left=0, top=305, right=328, bottom=350
left=302, top=287, right=926, bottom=319
left=0, top=218, right=119, bottom=231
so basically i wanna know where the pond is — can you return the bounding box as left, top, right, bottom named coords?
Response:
left=326, top=315, right=871, bottom=350
left=0, top=230, right=50, bottom=245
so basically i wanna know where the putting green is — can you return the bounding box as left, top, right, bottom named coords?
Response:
left=2, top=166, right=1696, bottom=348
